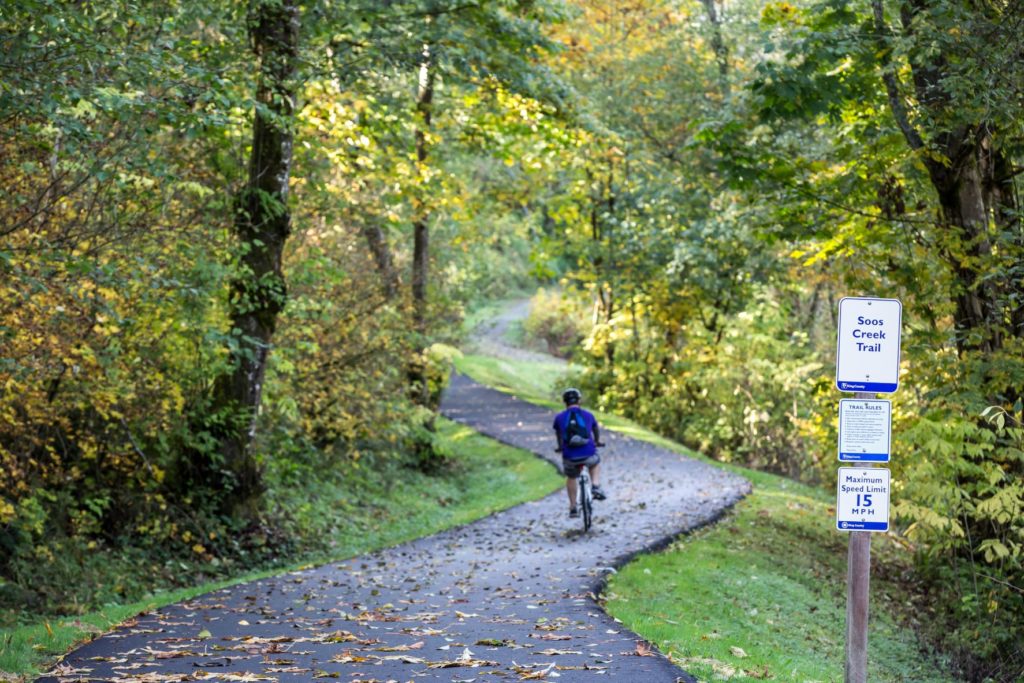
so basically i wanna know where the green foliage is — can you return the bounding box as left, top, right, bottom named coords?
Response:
left=0, top=0, right=569, bottom=623
left=572, top=290, right=829, bottom=480
left=2, top=0, right=1022, bottom=676
left=532, top=0, right=1024, bottom=676
left=521, top=288, right=588, bottom=358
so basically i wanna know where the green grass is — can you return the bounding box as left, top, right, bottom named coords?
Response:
left=454, top=352, right=570, bottom=406
left=603, top=478, right=952, bottom=682
left=454, top=351, right=952, bottom=682
left=0, top=418, right=561, bottom=681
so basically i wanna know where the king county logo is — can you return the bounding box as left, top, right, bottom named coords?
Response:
left=840, top=522, right=849, bottom=529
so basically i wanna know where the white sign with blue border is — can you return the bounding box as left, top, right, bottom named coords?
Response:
left=838, top=399, right=891, bottom=463
left=835, top=297, right=902, bottom=394
left=836, top=467, right=890, bottom=532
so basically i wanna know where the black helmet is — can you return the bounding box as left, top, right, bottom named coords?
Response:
left=562, top=388, right=581, bottom=405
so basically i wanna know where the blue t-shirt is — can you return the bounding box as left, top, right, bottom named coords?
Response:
left=553, top=407, right=598, bottom=461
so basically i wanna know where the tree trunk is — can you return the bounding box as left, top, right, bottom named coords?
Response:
left=362, top=222, right=399, bottom=300
left=701, top=0, right=729, bottom=87
left=207, top=0, right=300, bottom=516
left=927, top=142, right=1001, bottom=355
left=408, top=44, right=435, bottom=407
left=986, top=144, right=1023, bottom=343
left=876, top=0, right=1016, bottom=357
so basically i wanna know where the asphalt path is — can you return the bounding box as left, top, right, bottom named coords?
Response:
left=465, top=300, right=567, bottom=367
left=40, top=377, right=750, bottom=683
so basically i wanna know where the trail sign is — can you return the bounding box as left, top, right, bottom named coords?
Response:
left=835, top=297, right=902, bottom=394
left=838, top=399, right=891, bottom=463
left=836, top=467, right=890, bottom=533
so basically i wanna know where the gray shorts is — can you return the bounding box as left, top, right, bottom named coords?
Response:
left=562, top=454, right=600, bottom=478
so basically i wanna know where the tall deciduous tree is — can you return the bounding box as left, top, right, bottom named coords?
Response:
left=207, top=0, right=301, bottom=514
left=872, top=0, right=1023, bottom=356
left=407, top=41, right=436, bottom=407
left=328, top=0, right=569, bottom=407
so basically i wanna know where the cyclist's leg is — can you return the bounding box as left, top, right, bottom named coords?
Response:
left=563, top=459, right=581, bottom=508
left=587, top=455, right=607, bottom=500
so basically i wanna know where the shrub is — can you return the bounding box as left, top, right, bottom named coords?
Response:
left=522, top=288, right=587, bottom=358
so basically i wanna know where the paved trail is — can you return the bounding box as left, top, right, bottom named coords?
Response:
left=41, top=309, right=750, bottom=683
left=464, top=299, right=567, bottom=367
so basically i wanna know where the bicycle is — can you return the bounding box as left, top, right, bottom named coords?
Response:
left=559, top=443, right=604, bottom=533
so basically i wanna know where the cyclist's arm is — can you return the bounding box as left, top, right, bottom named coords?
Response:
left=554, top=425, right=564, bottom=453
left=593, top=423, right=603, bottom=446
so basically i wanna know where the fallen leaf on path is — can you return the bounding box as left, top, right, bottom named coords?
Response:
left=377, top=640, right=423, bottom=651
left=41, top=664, right=93, bottom=677
left=427, top=647, right=498, bottom=669
left=141, top=647, right=198, bottom=659
left=474, top=638, right=513, bottom=647
left=329, top=652, right=370, bottom=663
left=402, top=627, right=443, bottom=636
left=379, top=654, right=426, bottom=664
left=512, top=662, right=558, bottom=680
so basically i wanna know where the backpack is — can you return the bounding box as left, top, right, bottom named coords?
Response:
left=564, top=409, right=590, bottom=448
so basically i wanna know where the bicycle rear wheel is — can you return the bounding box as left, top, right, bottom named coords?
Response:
left=580, top=476, right=593, bottom=532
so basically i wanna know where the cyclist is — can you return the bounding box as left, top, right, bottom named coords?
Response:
left=553, top=388, right=606, bottom=518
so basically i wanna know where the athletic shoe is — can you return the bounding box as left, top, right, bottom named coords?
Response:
left=569, top=506, right=579, bottom=518
left=592, top=485, right=607, bottom=501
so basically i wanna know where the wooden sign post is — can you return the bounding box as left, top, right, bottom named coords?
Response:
left=844, top=392, right=875, bottom=682
left=834, top=298, right=901, bottom=683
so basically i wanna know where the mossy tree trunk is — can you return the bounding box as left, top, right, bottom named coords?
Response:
left=208, top=0, right=301, bottom=517
left=408, top=43, right=436, bottom=409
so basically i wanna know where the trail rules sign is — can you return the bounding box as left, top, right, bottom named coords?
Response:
left=835, top=297, right=902, bottom=394
left=836, top=467, right=891, bottom=532
left=838, top=399, right=892, bottom=463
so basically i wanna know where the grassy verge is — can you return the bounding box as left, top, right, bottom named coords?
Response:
left=454, top=352, right=570, bottom=407
left=603, top=472, right=952, bottom=682
left=0, top=418, right=560, bottom=681
left=455, top=351, right=952, bottom=682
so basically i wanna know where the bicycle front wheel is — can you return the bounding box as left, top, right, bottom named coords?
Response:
left=581, top=479, right=593, bottom=532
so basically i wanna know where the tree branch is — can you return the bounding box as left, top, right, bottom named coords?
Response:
left=872, top=0, right=925, bottom=151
